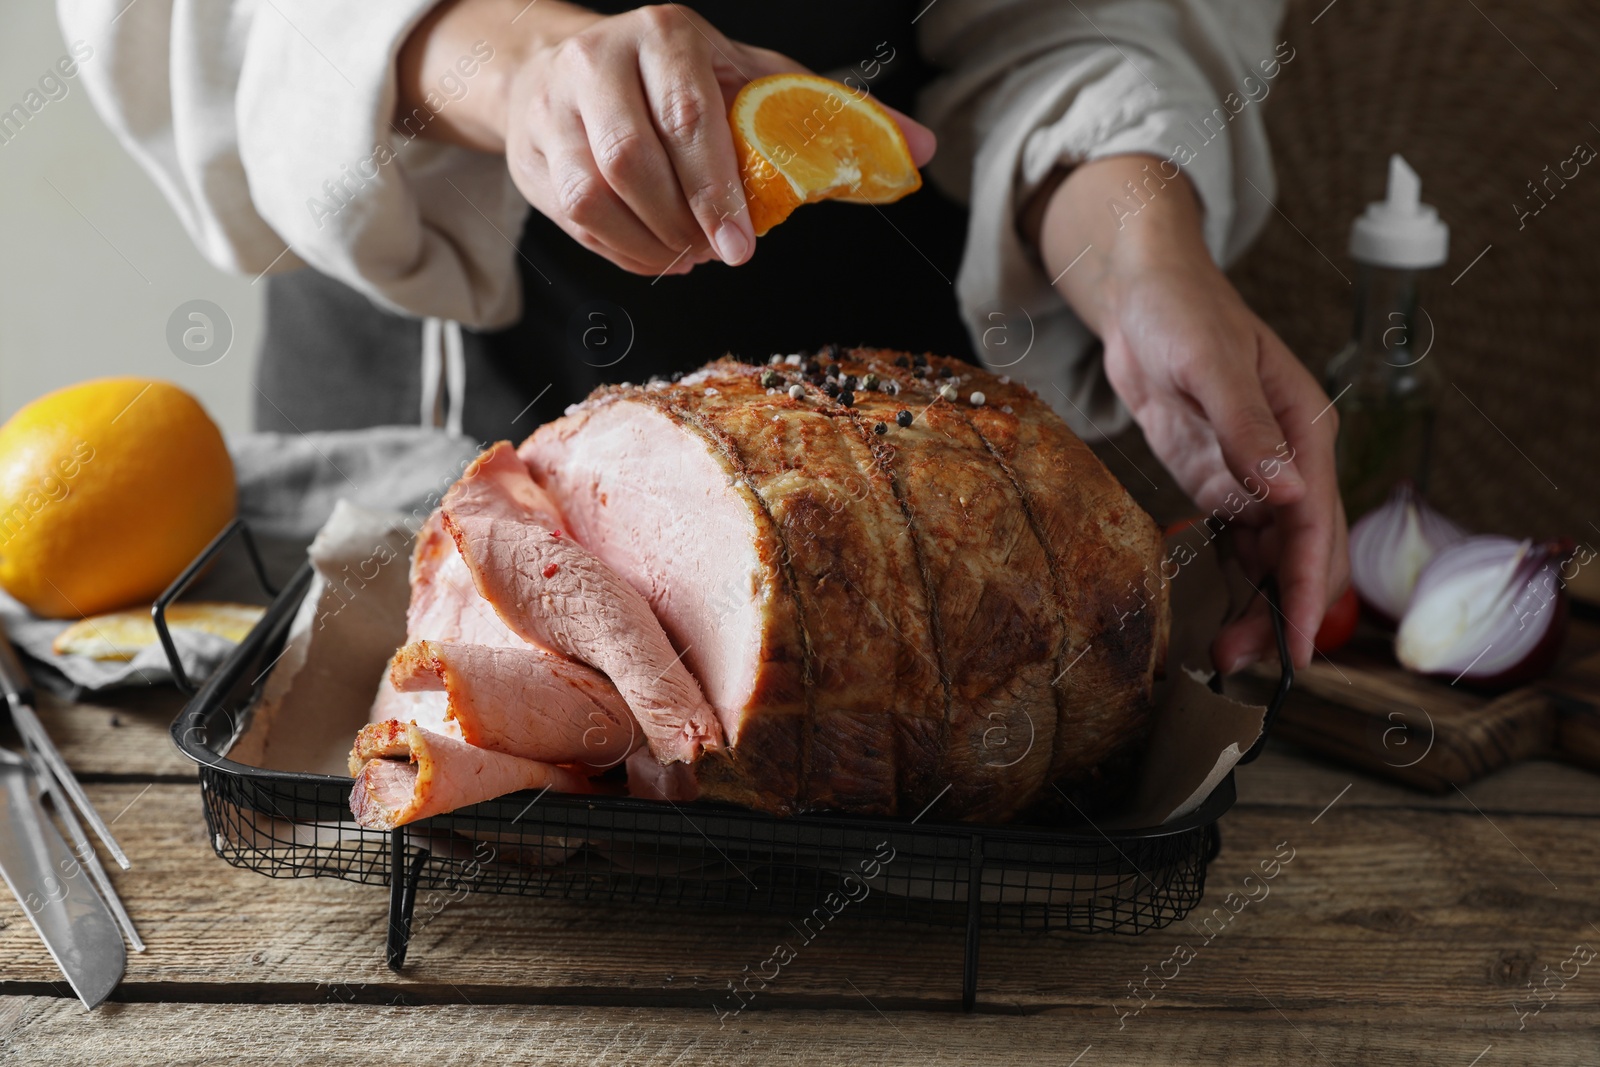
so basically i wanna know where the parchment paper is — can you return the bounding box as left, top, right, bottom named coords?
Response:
left=228, top=501, right=413, bottom=774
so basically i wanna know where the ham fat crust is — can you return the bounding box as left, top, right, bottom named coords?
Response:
left=522, top=349, right=1168, bottom=821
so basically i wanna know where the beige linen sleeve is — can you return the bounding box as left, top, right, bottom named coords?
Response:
left=918, top=0, right=1289, bottom=438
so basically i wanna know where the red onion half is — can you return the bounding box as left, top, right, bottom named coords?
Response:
left=1349, top=482, right=1469, bottom=627
left=1395, top=536, right=1570, bottom=689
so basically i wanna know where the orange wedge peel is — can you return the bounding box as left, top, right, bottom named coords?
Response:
left=52, top=602, right=264, bottom=660
left=730, top=73, right=922, bottom=237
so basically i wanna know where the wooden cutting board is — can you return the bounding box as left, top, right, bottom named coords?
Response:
left=1230, top=614, right=1600, bottom=792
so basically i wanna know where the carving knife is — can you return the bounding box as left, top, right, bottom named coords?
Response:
left=0, top=627, right=129, bottom=868
left=23, top=746, right=145, bottom=952
left=0, top=747, right=126, bottom=1008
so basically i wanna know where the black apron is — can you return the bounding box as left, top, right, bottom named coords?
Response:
left=256, top=1, right=973, bottom=443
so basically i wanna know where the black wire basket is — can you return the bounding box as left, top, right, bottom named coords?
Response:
left=162, top=521, right=1291, bottom=1010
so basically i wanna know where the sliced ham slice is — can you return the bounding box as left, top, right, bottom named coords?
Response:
left=369, top=509, right=535, bottom=731
left=407, top=509, right=530, bottom=648
left=349, top=719, right=413, bottom=769
left=440, top=441, right=723, bottom=764
left=389, top=640, right=640, bottom=767
left=348, top=720, right=593, bottom=831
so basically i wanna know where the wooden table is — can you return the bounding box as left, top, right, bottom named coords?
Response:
left=2, top=682, right=1598, bottom=1066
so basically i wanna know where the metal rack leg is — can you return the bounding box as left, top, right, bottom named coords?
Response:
left=962, top=834, right=983, bottom=1012
left=386, top=827, right=430, bottom=972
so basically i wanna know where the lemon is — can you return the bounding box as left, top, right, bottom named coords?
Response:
left=0, top=378, right=236, bottom=618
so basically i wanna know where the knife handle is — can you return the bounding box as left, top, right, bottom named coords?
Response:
left=0, top=627, right=35, bottom=707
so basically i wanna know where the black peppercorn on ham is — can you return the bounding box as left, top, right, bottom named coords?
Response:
left=508, top=348, right=1169, bottom=822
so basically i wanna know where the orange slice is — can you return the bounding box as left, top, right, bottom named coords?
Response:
left=52, top=601, right=264, bottom=660
left=731, top=73, right=922, bottom=237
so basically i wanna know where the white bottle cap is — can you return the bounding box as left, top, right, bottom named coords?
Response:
left=1348, top=155, right=1450, bottom=269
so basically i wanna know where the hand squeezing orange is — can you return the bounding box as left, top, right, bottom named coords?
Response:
left=731, top=74, right=923, bottom=236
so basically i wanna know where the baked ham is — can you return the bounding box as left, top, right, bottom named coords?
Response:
left=354, top=348, right=1167, bottom=827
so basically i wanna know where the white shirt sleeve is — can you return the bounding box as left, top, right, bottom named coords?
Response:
left=918, top=0, right=1289, bottom=438
left=58, top=0, right=529, bottom=329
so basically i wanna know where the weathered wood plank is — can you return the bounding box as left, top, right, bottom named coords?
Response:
left=3, top=998, right=1595, bottom=1067
left=24, top=688, right=195, bottom=780
left=1237, top=745, right=1600, bottom=816
left=0, top=782, right=1594, bottom=1016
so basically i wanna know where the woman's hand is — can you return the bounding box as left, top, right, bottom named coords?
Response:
left=399, top=1, right=935, bottom=276
left=501, top=4, right=803, bottom=274
left=1037, top=154, right=1348, bottom=672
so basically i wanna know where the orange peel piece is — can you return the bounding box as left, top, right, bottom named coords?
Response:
left=731, top=73, right=922, bottom=236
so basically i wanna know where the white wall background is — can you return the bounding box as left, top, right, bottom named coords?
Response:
left=0, top=1, right=261, bottom=433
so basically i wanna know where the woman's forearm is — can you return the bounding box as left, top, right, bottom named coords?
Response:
left=1030, top=152, right=1345, bottom=673
left=396, top=0, right=601, bottom=153
left=1035, top=154, right=1215, bottom=334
